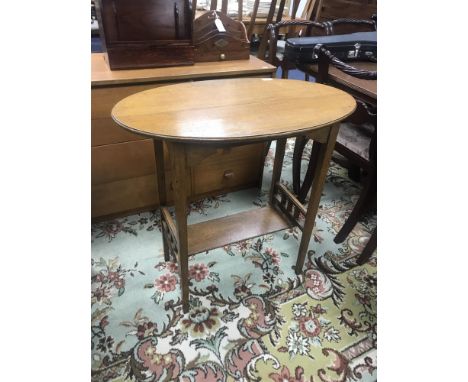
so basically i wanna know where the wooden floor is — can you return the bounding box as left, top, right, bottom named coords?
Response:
left=187, top=206, right=292, bottom=255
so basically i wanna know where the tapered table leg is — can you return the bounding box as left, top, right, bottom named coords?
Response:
left=269, top=138, right=287, bottom=204
left=169, top=142, right=190, bottom=313
left=292, top=135, right=307, bottom=195
left=295, top=124, right=340, bottom=274
left=154, top=140, right=170, bottom=262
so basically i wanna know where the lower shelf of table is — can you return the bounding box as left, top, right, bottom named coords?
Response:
left=187, top=205, right=292, bottom=256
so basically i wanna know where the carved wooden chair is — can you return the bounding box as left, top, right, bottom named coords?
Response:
left=254, top=0, right=304, bottom=59
left=298, top=15, right=376, bottom=81
left=295, top=45, right=377, bottom=263
left=267, top=16, right=375, bottom=78
left=267, top=19, right=322, bottom=78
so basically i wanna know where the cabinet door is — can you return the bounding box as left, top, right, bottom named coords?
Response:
left=99, top=0, right=191, bottom=42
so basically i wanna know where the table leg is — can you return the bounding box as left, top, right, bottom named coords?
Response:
left=298, top=141, right=321, bottom=203
left=154, top=140, right=170, bottom=262
left=292, top=135, right=307, bottom=195
left=269, top=138, right=287, bottom=204
left=295, top=124, right=340, bottom=274
left=169, top=142, right=190, bottom=313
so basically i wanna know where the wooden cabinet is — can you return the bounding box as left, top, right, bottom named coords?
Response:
left=95, top=0, right=194, bottom=69
left=91, top=53, right=275, bottom=220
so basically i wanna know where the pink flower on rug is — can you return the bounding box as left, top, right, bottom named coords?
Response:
left=155, top=274, right=177, bottom=292
left=92, top=286, right=110, bottom=303
left=114, top=278, right=125, bottom=289
left=189, top=263, right=209, bottom=282
left=265, top=248, right=281, bottom=265
left=103, top=221, right=123, bottom=236
left=298, top=315, right=322, bottom=337
left=166, top=262, right=178, bottom=273
left=108, top=271, right=119, bottom=281
left=94, top=272, right=105, bottom=283
left=269, top=365, right=305, bottom=382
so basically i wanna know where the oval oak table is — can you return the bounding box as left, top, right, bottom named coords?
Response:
left=112, top=78, right=356, bottom=313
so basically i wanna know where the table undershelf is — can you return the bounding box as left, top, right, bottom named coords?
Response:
left=162, top=205, right=293, bottom=256
left=188, top=205, right=293, bottom=255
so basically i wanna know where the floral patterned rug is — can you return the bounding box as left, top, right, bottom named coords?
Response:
left=91, top=139, right=377, bottom=382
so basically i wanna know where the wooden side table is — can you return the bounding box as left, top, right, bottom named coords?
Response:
left=112, top=78, right=356, bottom=312
left=91, top=53, right=275, bottom=220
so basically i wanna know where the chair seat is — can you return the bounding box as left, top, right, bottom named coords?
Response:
left=337, top=122, right=374, bottom=160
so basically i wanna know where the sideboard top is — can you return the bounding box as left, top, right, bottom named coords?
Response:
left=91, top=53, right=275, bottom=87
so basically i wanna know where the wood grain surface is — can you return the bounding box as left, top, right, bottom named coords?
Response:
left=187, top=206, right=291, bottom=255
left=303, top=62, right=377, bottom=101
left=111, top=78, right=356, bottom=143
left=91, top=53, right=275, bottom=87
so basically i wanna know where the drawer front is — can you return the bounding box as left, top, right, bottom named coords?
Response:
left=92, top=83, right=161, bottom=119
left=92, top=117, right=145, bottom=147
left=92, top=139, right=156, bottom=185
left=92, top=174, right=158, bottom=219
left=92, top=83, right=167, bottom=146
left=191, top=143, right=264, bottom=195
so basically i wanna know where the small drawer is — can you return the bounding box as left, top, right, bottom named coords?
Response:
left=192, top=158, right=262, bottom=195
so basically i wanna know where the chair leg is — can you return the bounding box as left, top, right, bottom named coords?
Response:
left=263, top=140, right=272, bottom=158
left=334, top=170, right=376, bottom=244
left=348, top=164, right=361, bottom=182
left=298, top=141, right=321, bottom=203
left=357, top=228, right=377, bottom=265
left=292, top=136, right=308, bottom=195
left=281, top=66, right=289, bottom=79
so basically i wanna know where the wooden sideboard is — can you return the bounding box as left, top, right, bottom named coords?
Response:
left=91, top=53, right=276, bottom=220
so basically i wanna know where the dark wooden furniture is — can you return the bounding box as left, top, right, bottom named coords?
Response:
left=255, top=0, right=303, bottom=60
left=201, top=0, right=302, bottom=60
left=91, top=53, right=275, bottom=220
left=193, top=10, right=250, bottom=62
left=293, top=46, right=377, bottom=262
left=111, top=78, right=356, bottom=312
left=95, top=0, right=195, bottom=69
left=357, top=227, right=376, bottom=265
left=267, top=17, right=375, bottom=78
left=316, top=0, right=377, bottom=23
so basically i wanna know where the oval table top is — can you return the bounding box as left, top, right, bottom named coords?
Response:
left=111, top=78, right=356, bottom=143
